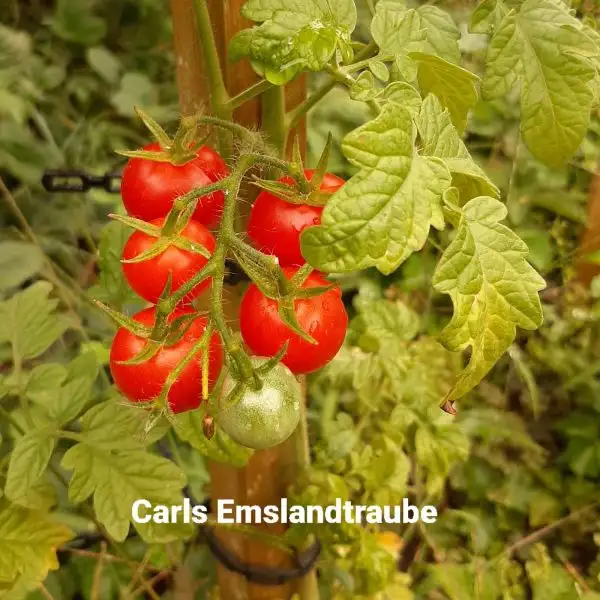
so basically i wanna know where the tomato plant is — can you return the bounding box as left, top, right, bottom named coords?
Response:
left=216, top=358, right=302, bottom=449
left=122, top=217, right=216, bottom=304
left=109, top=307, right=223, bottom=413
left=239, top=267, right=348, bottom=374
left=3, top=0, right=600, bottom=597
left=120, top=142, right=229, bottom=227
left=247, top=169, right=345, bottom=266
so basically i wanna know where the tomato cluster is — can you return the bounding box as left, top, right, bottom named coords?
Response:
left=109, top=145, right=348, bottom=422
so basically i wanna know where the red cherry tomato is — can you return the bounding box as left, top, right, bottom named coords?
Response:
left=109, top=307, right=223, bottom=413
left=247, top=169, right=345, bottom=267
left=239, top=267, right=348, bottom=374
left=121, top=142, right=229, bottom=227
left=122, top=218, right=215, bottom=305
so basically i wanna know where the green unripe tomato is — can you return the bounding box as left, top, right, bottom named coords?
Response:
left=216, top=358, right=301, bottom=450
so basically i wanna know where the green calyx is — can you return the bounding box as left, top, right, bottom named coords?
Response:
left=115, top=107, right=210, bottom=166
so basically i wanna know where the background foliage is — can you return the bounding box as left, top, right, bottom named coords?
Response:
left=1, top=0, right=600, bottom=599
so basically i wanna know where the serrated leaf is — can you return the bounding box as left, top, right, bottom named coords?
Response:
left=0, top=242, right=45, bottom=293
left=5, top=431, right=56, bottom=505
left=0, top=501, right=72, bottom=588
left=231, top=0, right=357, bottom=84
left=417, top=95, right=499, bottom=201
left=410, top=52, right=479, bottom=133
left=481, top=0, right=597, bottom=167
left=24, top=364, right=67, bottom=404
left=0, top=282, right=69, bottom=363
left=433, top=196, right=545, bottom=402
left=301, top=103, right=451, bottom=274
left=61, top=444, right=188, bottom=542
left=79, top=400, right=168, bottom=450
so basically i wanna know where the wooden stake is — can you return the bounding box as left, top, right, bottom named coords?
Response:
left=169, top=2, right=312, bottom=599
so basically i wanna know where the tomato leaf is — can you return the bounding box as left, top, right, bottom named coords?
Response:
left=0, top=282, right=69, bottom=363
left=5, top=430, right=56, bottom=506
left=173, top=408, right=253, bottom=467
left=410, top=52, right=479, bottom=133
left=433, top=196, right=545, bottom=403
left=479, top=0, right=598, bottom=167
left=230, top=0, right=357, bottom=84
left=301, top=103, right=451, bottom=274
left=417, top=95, right=500, bottom=202
left=0, top=500, right=72, bottom=591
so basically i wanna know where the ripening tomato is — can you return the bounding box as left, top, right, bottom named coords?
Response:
left=109, top=307, right=223, bottom=413
left=239, top=267, right=348, bottom=374
left=122, top=218, right=215, bottom=305
left=247, top=169, right=345, bottom=267
left=121, top=142, right=229, bottom=227
left=216, top=358, right=301, bottom=449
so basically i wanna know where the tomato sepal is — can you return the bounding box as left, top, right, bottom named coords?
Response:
left=93, top=300, right=151, bottom=338
left=109, top=214, right=161, bottom=237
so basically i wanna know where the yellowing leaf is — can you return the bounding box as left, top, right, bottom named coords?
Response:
left=410, top=52, right=479, bottom=133
left=301, top=103, right=451, bottom=274
left=481, top=0, right=598, bottom=166
left=433, top=197, right=545, bottom=402
left=0, top=501, right=72, bottom=589
left=417, top=95, right=500, bottom=201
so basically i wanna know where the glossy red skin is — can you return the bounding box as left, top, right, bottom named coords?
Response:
left=122, top=218, right=216, bottom=305
left=109, top=307, right=223, bottom=414
left=121, top=142, right=229, bottom=227
left=239, top=267, right=348, bottom=374
left=247, top=169, right=345, bottom=267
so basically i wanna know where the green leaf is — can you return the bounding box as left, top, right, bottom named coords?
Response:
left=433, top=197, right=545, bottom=402
left=89, top=221, right=140, bottom=310
left=383, top=82, right=422, bottom=114
left=349, top=71, right=381, bottom=102
left=24, top=365, right=66, bottom=405
left=0, top=282, right=69, bottom=363
left=301, top=103, right=451, bottom=274
left=0, top=500, right=72, bottom=589
left=78, top=400, right=168, bottom=451
left=5, top=431, right=56, bottom=505
left=51, top=0, right=106, bottom=45
left=230, top=0, right=357, bottom=84
left=0, top=242, right=45, bottom=293
left=417, top=95, right=500, bottom=201
left=111, top=72, right=156, bottom=118
left=47, top=353, right=98, bottom=425
left=416, top=5, right=461, bottom=64
left=173, top=409, right=253, bottom=467
left=61, top=444, right=189, bottom=542
left=371, top=3, right=426, bottom=56
left=369, top=60, right=389, bottom=82
left=481, top=0, right=597, bottom=167
left=0, top=25, right=31, bottom=70
left=86, top=46, right=121, bottom=84
left=410, top=52, right=479, bottom=133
